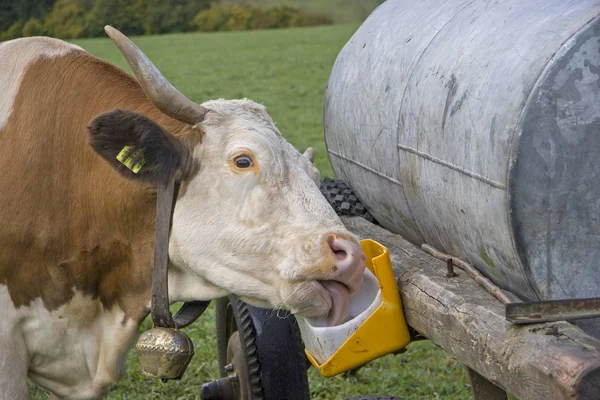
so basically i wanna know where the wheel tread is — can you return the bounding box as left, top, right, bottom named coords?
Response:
left=319, top=178, right=378, bottom=224
left=230, top=297, right=265, bottom=400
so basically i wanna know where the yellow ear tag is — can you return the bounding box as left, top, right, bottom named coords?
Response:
left=116, top=146, right=145, bottom=174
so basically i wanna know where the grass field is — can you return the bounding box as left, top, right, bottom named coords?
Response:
left=27, top=25, right=471, bottom=399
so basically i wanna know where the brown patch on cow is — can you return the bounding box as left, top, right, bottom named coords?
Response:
left=0, top=48, right=197, bottom=322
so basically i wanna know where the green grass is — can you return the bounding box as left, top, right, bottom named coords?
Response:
left=29, top=306, right=471, bottom=400
left=28, top=25, right=471, bottom=399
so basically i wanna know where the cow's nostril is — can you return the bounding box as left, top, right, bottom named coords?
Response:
left=327, top=234, right=349, bottom=261
left=323, top=233, right=365, bottom=294
left=334, top=249, right=347, bottom=261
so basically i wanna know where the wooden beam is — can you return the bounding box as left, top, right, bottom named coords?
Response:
left=341, top=216, right=600, bottom=400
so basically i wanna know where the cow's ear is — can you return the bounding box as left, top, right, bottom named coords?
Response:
left=87, top=109, right=188, bottom=183
left=303, top=147, right=315, bottom=163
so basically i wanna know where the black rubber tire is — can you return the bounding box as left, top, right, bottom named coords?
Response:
left=215, top=296, right=310, bottom=400
left=320, top=177, right=377, bottom=224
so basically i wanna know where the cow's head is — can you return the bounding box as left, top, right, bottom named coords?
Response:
left=87, top=27, right=366, bottom=326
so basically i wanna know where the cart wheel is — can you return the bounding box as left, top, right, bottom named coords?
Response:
left=320, top=177, right=377, bottom=224
left=201, top=296, right=310, bottom=400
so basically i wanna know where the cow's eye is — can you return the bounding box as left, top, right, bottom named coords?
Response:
left=234, top=155, right=253, bottom=169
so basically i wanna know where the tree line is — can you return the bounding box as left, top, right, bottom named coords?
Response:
left=0, top=0, right=334, bottom=41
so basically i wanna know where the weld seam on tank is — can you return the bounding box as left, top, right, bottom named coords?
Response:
left=506, top=12, right=600, bottom=302
left=328, top=150, right=403, bottom=186
left=391, top=0, right=493, bottom=250
left=395, top=0, right=480, bottom=137
left=397, top=143, right=506, bottom=190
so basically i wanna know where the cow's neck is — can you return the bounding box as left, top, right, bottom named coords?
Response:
left=166, top=250, right=229, bottom=303
left=142, top=120, right=226, bottom=304
left=85, top=116, right=191, bottom=324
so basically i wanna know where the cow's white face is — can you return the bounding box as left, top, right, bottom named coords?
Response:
left=86, top=28, right=367, bottom=326
left=168, top=99, right=366, bottom=326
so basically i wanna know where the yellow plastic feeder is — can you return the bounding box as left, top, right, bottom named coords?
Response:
left=296, top=239, right=411, bottom=377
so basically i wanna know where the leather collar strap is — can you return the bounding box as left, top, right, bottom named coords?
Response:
left=151, top=177, right=210, bottom=329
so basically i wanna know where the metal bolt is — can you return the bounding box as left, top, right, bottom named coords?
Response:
left=200, top=376, right=237, bottom=400
left=224, top=363, right=234, bottom=373
left=446, top=258, right=458, bottom=278
left=544, top=326, right=559, bottom=336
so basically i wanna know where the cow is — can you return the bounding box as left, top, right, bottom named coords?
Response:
left=0, top=27, right=366, bottom=400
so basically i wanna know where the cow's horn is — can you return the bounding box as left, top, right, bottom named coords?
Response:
left=104, top=26, right=208, bottom=126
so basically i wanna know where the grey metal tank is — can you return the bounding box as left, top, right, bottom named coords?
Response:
left=324, top=0, right=600, bottom=313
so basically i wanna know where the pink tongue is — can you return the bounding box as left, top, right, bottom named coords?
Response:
left=321, top=281, right=350, bottom=327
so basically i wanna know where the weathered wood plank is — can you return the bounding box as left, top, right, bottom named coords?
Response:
left=342, top=216, right=600, bottom=400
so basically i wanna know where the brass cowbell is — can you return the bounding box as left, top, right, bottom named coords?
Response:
left=134, top=176, right=203, bottom=381
left=135, top=327, right=195, bottom=381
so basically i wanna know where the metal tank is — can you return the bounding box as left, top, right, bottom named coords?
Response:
left=324, top=0, right=600, bottom=315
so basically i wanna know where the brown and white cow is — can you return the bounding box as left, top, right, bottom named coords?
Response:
left=0, top=27, right=365, bottom=399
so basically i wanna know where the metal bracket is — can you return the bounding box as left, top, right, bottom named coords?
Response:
left=506, top=297, right=600, bottom=324
left=466, top=367, right=508, bottom=400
